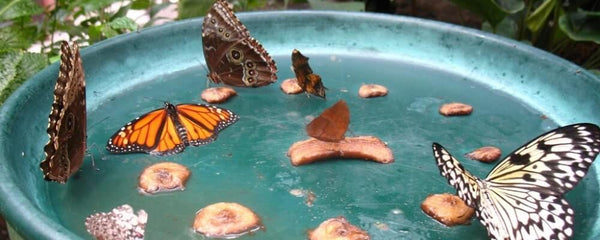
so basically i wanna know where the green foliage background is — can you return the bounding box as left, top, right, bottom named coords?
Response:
left=0, top=0, right=598, bottom=105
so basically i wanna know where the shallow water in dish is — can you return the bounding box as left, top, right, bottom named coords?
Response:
left=47, top=53, right=599, bottom=239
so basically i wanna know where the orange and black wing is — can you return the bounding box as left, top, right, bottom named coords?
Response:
left=106, top=108, right=185, bottom=155
left=175, top=104, right=239, bottom=146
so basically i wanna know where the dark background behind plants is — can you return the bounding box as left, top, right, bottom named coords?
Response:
left=0, top=0, right=598, bottom=238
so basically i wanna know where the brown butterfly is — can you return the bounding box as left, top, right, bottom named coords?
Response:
left=292, top=49, right=326, bottom=98
left=41, top=41, right=87, bottom=183
left=306, top=100, right=349, bottom=142
left=202, top=0, right=277, bottom=87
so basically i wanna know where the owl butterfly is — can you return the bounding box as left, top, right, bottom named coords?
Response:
left=292, top=49, right=326, bottom=98
left=106, top=102, right=238, bottom=156
left=306, top=100, right=349, bottom=142
left=433, top=123, right=600, bottom=240
left=202, top=0, right=277, bottom=87
left=41, top=41, right=87, bottom=183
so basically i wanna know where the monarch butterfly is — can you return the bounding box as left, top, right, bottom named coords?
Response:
left=106, top=102, right=238, bottom=156
left=432, top=123, right=600, bottom=239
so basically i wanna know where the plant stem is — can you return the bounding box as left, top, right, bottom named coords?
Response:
left=518, top=0, right=534, bottom=41
left=583, top=48, right=600, bottom=69
left=548, top=0, right=561, bottom=51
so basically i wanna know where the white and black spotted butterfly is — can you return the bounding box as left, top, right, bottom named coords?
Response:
left=432, top=123, right=600, bottom=240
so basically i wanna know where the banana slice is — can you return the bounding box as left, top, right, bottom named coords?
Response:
left=358, top=84, right=388, bottom=98
left=421, top=193, right=475, bottom=226
left=287, top=136, right=394, bottom=166
left=193, top=202, right=262, bottom=238
left=201, top=87, right=237, bottom=104
left=438, top=102, right=473, bottom=116
left=280, top=78, right=304, bottom=94
left=138, top=162, right=190, bottom=194
left=309, top=216, right=370, bottom=240
left=465, top=146, right=502, bottom=163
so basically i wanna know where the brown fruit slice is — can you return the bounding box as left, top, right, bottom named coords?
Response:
left=438, top=102, right=473, bottom=116
left=201, top=87, right=237, bottom=103
left=466, top=146, right=502, bottom=163
left=288, top=136, right=394, bottom=166
left=358, top=84, right=388, bottom=98
left=280, top=78, right=304, bottom=94
left=138, top=162, right=190, bottom=194
left=306, top=100, right=350, bottom=142
left=193, top=202, right=262, bottom=238
left=421, top=193, right=475, bottom=226
left=309, top=216, right=370, bottom=240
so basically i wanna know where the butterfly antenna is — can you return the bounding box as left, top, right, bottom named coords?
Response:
left=200, top=64, right=211, bottom=88
left=86, top=143, right=100, bottom=171
left=89, top=116, right=110, bottom=130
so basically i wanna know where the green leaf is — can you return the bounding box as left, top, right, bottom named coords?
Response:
left=0, top=50, right=47, bottom=104
left=558, top=10, right=600, bottom=44
left=448, top=0, right=507, bottom=27
left=525, top=0, right=556, bottom=33
left=15, top=52, right=47, bottom=82
left=492, top=0, right=524, bottom=14
left=0, top=25, right=38, bottom=51
left=132, top=0, right=151, bottom=10
left=87, top=25, right=103, bottom=42
left=0, top=51, right=21, bottom=92
left=306, top=0, right=363, bottom=11
left=110, top=3, right=131, bottom=21
left=70, top=0, right=122, bottom=12
left=108, top=16, right=138, bottom=32
left=101, top=24, right=118, bottom=38
left=0, top=0, right=43, bottom=20
left=482, top=17, right=519, bottom=39
left=178, top=0, right=213, bottom=19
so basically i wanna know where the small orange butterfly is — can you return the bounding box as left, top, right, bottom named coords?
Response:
left=106, top=102, right=238, bottom=156
left=306, top=100, right=349, bottom=142
left=292, top=49, right=326, bottom=98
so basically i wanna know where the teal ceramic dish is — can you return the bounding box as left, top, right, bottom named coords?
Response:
left=1, top=11, right=599, bottom=239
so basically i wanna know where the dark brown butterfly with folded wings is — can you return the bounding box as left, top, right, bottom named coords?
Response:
left=292, top=49, right=326, bottom=98
left=106, top=102, right=239, bottom=156
left=41, top=41, right=87, bottom=183
left=306, top=100, right=349, bottom=142
left=202, top=0, right=277, bottom=87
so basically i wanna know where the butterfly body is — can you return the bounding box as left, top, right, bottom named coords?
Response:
left=432, top=123, right=600, bottom=240
left=107, top=102, right=238, bottom=156
left=291, top=49, right=326, bottom=98
left=41, top=41, right=86, bottom=183
left=202, top=0, right=277, bottom=87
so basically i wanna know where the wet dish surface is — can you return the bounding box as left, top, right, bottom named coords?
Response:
left=48, top=54, right=598, bottom=239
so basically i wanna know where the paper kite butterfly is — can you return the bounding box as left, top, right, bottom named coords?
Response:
left=106, top=102, right=238, bottom=156
left=432, top=123, right=600, bottom=239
